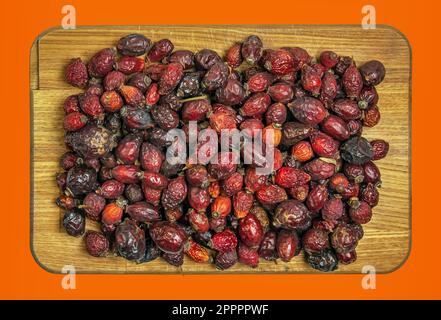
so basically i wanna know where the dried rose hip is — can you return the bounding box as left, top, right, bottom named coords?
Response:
left=331, top=99, right=362, bottom=121
left=359, top=60, right=386, bottom=86
left=303, top=228, right=330, bottom=254
left=88, top=48, right=116, bottom=78
left=161, top=176, right=188, bottom=210
left=56, top=195, right=77, bottom=211
left=341, top=136, right=373, bottom=164
left=306, top=249, right=338, bottom=272
left=238, top=213, right=264, bottom=248
left=301, top=65, right=322, bottom=95
left=63, top=209, right=85, bottom=237
left=288, top=97, right=327, bottom=125
left=363, top=105, right=381, bottom=127
left=320, top=51, right=339, bottom=69
left=258, top=231, right=277, bottom=261
left=65, top=58, right=88, bottom=87
left=97, top=179, right=125, bottom=199
left=358, top=86, right=378, bottom=109
left=188, top=187, right=211, bottom=211
left=306, top=184, right=329, bottom=213
left=241, top=35, right=263, bottom=65
left=65, top=166, right=97, bottom=197
left=115, top=219, right=146, bottom=261
left=276, top=230, right=300, bottom=262
left=349, top=201, right=372, bottom=224
left=370, top=139, right=389, bottom=160
left=256, top=184, right=287, bottom=207
left=363, top=161, right=381, bottom=184
left=215, top=78, right=245, bottom=106
left=321, top=115, right=350, bottom=141
left=115, top=133, right=143, bottom=165
left=342, top=64, right=363, bottom=98
left=187, top=209, right=210, bottom=233
left=233, top=190, right=253, bottom=219
left=273, top=200, right=310, bottom=231
left=310, top=132, right=340, bottom=158
left=125, top=183, right=144, bottom=203
left=268, top=83, right=294, bottom=103
left=147, top=39, right=174, bottom=62
left=303, top=158, right=336, bottom=181
left=215, top=250, right=238, bottom=270
left=117, top=34, right=151, bottom=56
left=149, top=221, right=187, bottom=254
left=210, top=229, right=238, bottom=252
left=126, top=202, right=161, bottom=223
left=275, top=166, right=311, bottom=188
left=321, top=197, right=344, bottom=222
left=78, top=92, right=104, bottom=118
left=116, top=56, right=145, bottom=75
left=63, top=95, right=80, bottom=114
left=320, top=72, right=338, bottom=104
left=263, top=49, right=295, bottom=76
left=182, top=99, right=211, bottom=122
left=85, top=231, right=109, bottom=257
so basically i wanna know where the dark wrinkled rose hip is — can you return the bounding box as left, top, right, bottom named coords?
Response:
left=85, top=231, right=109, bottom=257
left=65, top=58, right=88, bottom=87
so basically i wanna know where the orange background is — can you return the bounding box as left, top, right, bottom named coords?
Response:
left=0, top=0, right=438, bottom=300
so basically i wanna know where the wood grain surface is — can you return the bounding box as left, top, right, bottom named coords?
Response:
left=31, top=25, right=411, bottom=273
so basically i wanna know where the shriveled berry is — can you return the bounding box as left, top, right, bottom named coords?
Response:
left=66, top=166, right=97, bottom=197
left=215, top=250, right=238, bottom=270
left=321, top=197, right=344, bottom=222
left=100, top=90, right=123, bottom=112
left=65, top=58, right=88, bottom=87
left=303, top=158, right=336, bottom=181
left=188, top=187, right=210, bottom=211
left=244, top=167, right=268, bottom=193
left=331, top=99, right=362, bottom=121
left=195, top=49, right=222, bottom=70
left=208, top=152, right=238, bottom=180
left=303, top=228, right=330, bottom=254
left=115, top=133, right=143, bottom=164
left=88, top=48, right=116, bottom=78
left=306, top=184, right=329, bottom=213
left=117, top=34, right=151, bottom=56
left=115, top=219, right=146, bottom=261
left=268, top=82, right=294, bottom=103
left=215, top=78, right=245, bottom=106
left=265, top=102, right=287, bottom=125
left=124, top=183, right=144, bottom=203
left=363, top=161, right=381, bottom=184
left=331, top=224, right=358, bottom=253
left=343, top=163, right=365, bottom=183
left=210, top=229, right=238, bottom=252
left=337, top=250, right=357, bottom=264
left=288, top=184, right=309, bottom=202
left=342, top=64, right=363, bottom=98
left=238, top=213, right=263, bottom=248
left=149, top=221, right=187, bottom=253
left=310, top=132, right=340, bottom=158
left=142, top=185, right=162, bottom=206
left=78, top=92, right=104, bottom=118
left=240, top=92, right=271, bottom=117
left=349, top=201, right=372, bottom=224
left=237, top=243, right=259, bottom=268
left=151, top=105, right=179, bottom=130
left=306, top=249, right=338, bottom=272
left=112, top=165, right=141, bottom=184
left=320, top=51, right=339, bottom=69
left=233, top=190, right=253, bottom=219
left=98, top=179, right=125, bottom=199
left=301, top=65, right=322, bottom=95
left=182, top=99, right=211, bottom=122
left=273, top=200, right=310, bottom=231
left=116, top=56, right=145, bottom=75
left=288, top=97, right=327, bottom=125
left=241, top=35, right=263, bottom=65
left=56, top=195, right=78, bottom=211
left=276, top=230, right=300, bottom=262
left=184, top=239, right=211, bottom=263
left=359, top=60, right=386, bottom=86
left=363, top=105, right=381, bottom=127
left=121, top=106, right=154, bottom=130
left=321, top=115, right=350, bottom=141
left=258, top=231, right=277, bottom=261
left=162, top=251, right=184, bottom=266
left=211, top=196, right=232, bottom=219
left=246, top=72, right=273, bottom=93
left=358, top=86, right=378, bottom=109
left=256, top=184, right=287, bottom=207
left=263, top=49, right=295, bottom=76
left=158, top=62, right=183, bottom=95
left=147, top=39, right=174, bottom=62
left=126, top=202, right=161, bottom=223
left=85, top=231, right=109, bottom=257
left=275, top=166, right=311, bottom=188
left=160, top=176, right=187, bottom=210
left=370, top=139, right=389, bottom=160
left=140, top=142, right=164, bottom=173
left=168, top=50, right=195, bottom=69
left=63, top=95, right=80, bottom=114
left=202, top=62, right=229, bottom=91
left=221, top=172, right=243, bottom=197
left=341, top=136, right=373, bottom=165
left=335, top=56, right=353, bottom=75
left=329, top=173, right=350, bottom=193
left=187, top=209, right=210, bottom=233
left=320, top=72, right=338, bottom=104
left=63, top=209, right=85, bottom=237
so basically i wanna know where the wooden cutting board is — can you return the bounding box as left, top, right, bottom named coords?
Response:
left=31, top=25, right=411, bottom=273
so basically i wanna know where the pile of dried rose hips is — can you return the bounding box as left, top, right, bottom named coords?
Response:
left=57, top=33, right=389, bottom=272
